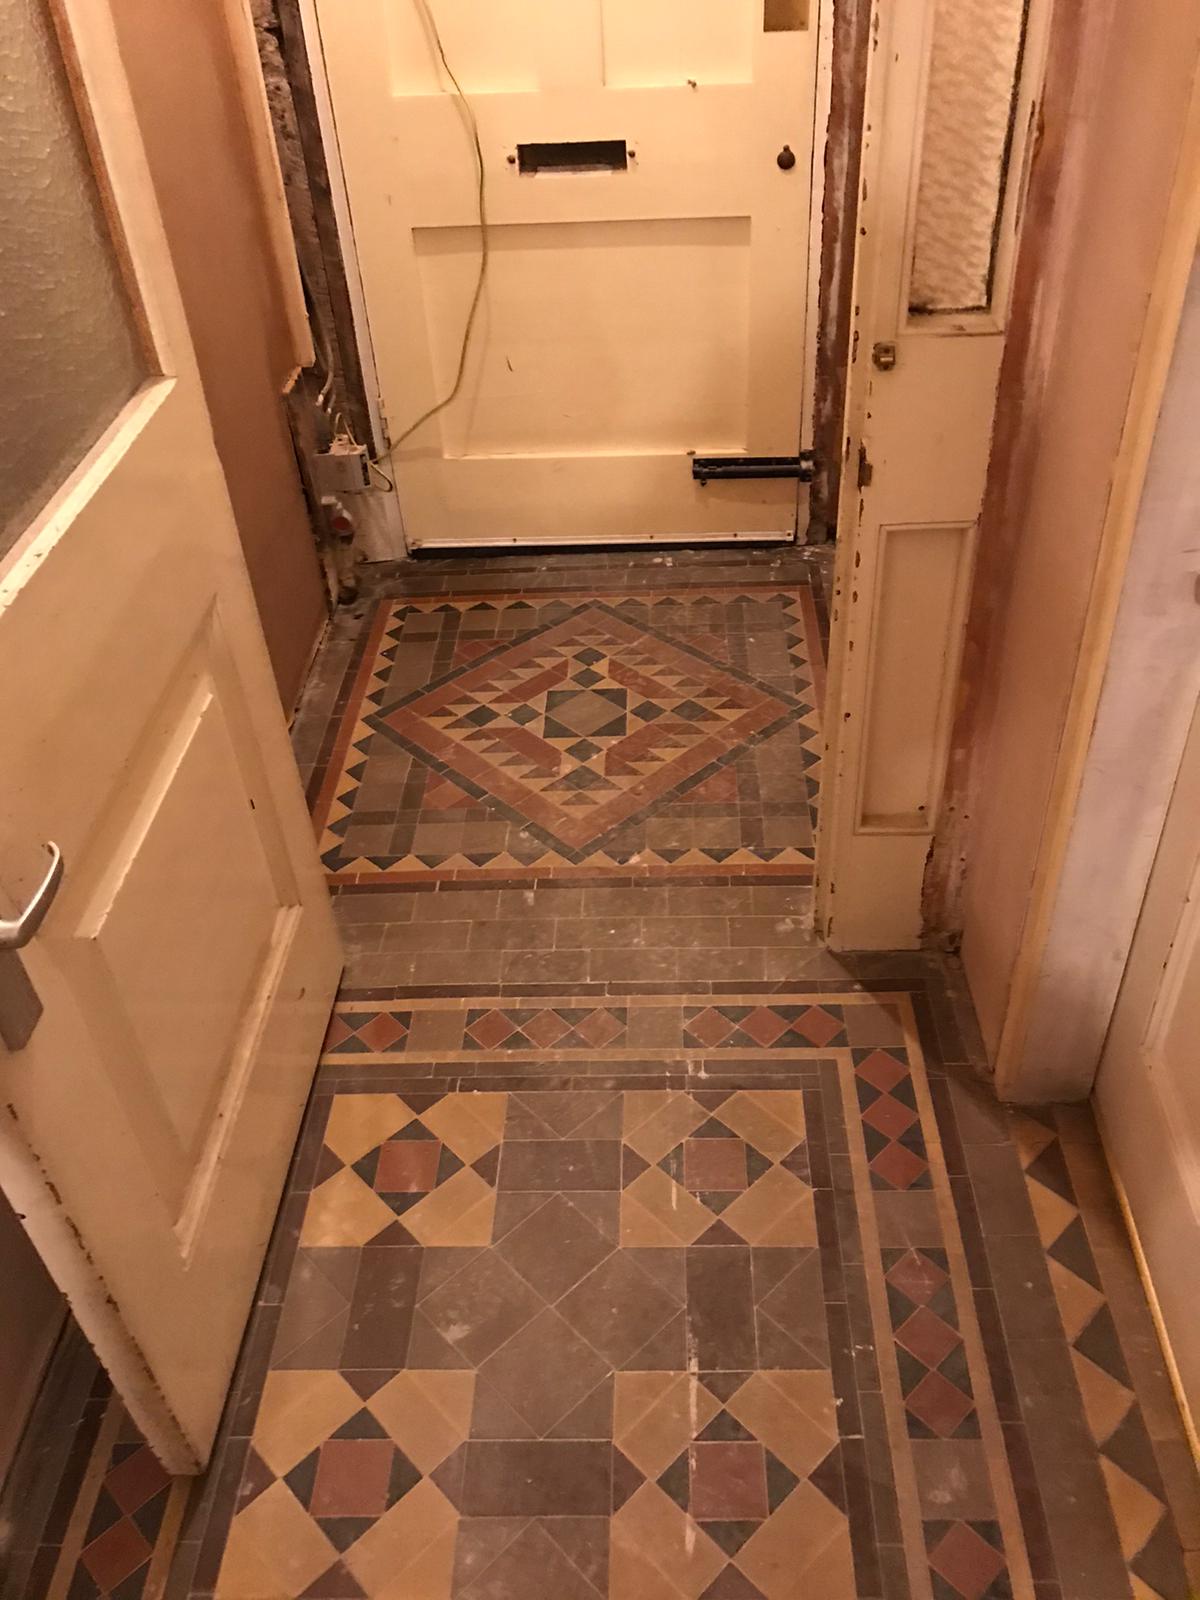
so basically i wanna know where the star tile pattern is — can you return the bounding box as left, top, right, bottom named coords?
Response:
left=83, top=987, right=1188, bottom=1600
left=309, top=588, right=822, bottom=883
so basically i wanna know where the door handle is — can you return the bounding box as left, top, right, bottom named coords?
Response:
left=0, top=843, right=64, bottom=951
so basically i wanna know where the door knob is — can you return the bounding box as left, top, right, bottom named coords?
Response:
left=776, top=145, right=797, bottom=170
left=0, top=843, right=64, bottom=951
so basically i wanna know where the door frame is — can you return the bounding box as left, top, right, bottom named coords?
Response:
left=815, top=0, right=1051, bottom=951
left=294, top=0, right=834, bottom=558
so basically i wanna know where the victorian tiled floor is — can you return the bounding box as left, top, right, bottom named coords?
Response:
left=8, top=552, right=1197, bottom=1600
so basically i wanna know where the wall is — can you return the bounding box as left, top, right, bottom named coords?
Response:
left=109, top=0, right=328, bottom=711
left=934, top=0, right=1200, bottom=1060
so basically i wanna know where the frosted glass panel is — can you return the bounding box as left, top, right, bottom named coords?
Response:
left=909, top=0, right=1027, bottom=314
left=0, top=0, right=147, bottom=557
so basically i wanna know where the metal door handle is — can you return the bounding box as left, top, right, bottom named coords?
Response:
left=0, top=843, right=64, bottom=951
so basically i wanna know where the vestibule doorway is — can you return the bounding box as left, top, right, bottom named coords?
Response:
left=308, top=0, right=824, bottom=550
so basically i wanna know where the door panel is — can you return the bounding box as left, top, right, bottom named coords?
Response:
left=315, top=0, right=819, bottom=547
left=1096, top=697, right=1200, bottom=1429
left=0, top=0, right=340, bottom=1471
left=818, top=0, right=1047, bottom=948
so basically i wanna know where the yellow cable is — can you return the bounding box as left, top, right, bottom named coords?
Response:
left=381, top=0, right=488, bottom=454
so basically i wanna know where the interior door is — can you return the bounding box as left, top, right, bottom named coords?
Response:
left=1095, top=696, right=1200, bottom=1431
left=0, top=0, right=341, bottom=1472
left=817, top=0, right=1047, bottom=948
left=313, top=0, right=820, bottom=549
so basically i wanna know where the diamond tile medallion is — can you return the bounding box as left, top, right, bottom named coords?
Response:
left=310, top=588, right=822, bottom=882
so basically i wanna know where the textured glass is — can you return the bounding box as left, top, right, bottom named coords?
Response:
left=0, top=0, right=147, bottom=558
left=909, top=0, right=1027, bottom=314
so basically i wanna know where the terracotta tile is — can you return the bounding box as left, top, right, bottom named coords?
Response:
left=684, top=1139, right=749, bottom=1193
left=725, top=1372, right=838, bottom=1479
left=215, top=1479, right=337, bottom=1598
left=308, top=1438, right=395, bottom=1517
left=366, top=1371, right=475, bottom=1472
left=374, top=1138, right=441, bottom=1193
left=80, top=1516, right=152, bottom=1591
left=690, top=1442, right=769, bottom=1520
left=323, top=1095, right=414, bottom=1166
left=401, top=1168, right=496, bottom=1248
left=252, top=1371, right=361, bottom=1477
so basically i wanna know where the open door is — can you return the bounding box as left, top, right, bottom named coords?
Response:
left=818, top=0, right=1048, bottom=948
left=0, top=0, right=341, bottom=1471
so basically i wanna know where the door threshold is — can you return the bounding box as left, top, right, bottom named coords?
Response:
left=409, top=530, right=800, bottom=554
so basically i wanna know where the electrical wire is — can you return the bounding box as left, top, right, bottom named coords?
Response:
left=377, top=0, right=488, bottom=456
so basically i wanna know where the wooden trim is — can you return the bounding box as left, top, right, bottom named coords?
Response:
left=993, top=65, right=1200, bottom=1099
left=220, top=0, right=314, bottom=370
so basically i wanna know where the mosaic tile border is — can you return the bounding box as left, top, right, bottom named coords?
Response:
left=165, top=988, right=1200, bottom=1600
left=309, top=586, right=824, bottom=888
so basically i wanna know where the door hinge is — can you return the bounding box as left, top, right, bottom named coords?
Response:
left=857, top=444, right=874, bottom=489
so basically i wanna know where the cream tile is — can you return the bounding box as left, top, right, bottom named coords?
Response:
left=714, top=1092, right=805, bottom=1160
left=401, top=1168, right=496, bottom=1247
left=344, top=1478, right=458, bottom=1595
left=252, top=1370, right=361, bottom=1477
left=622, top=1093, right=706, bottom=1163
left=735, top=1480, right=853, bottom=1599
left=725, top=1372, right=837, bottom=1478
left=1100, top=1458, right=1166, bottom=1561
left=1047, top=1257, right=1106, bottom=1344
left=620, top=1168, right=712, bottom=1247
left=1026, top=1179, right=1077, bottom=1250
left=721, top=1166, right=816, bottom=1246
left=367, top=1371, right=476, bottom=1473
left=323, top=1094, right=414, bottom=1166
left=215, top=1480, right=337, bottom=1598
left=614, top=1373, right=720, bottom=1479
left=420, top=1094, right=507, bottom=1164
left=612, top=1482, right=725, bottom=1600
left=300, top=1167, right=396, bottom=1248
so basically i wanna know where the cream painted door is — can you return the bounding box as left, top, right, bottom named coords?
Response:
left=1095, top=696, right=1200, bottom=1431
left=0, top=0, right=341, bottom=1471
left=314, top=0, right=820, bottom=548
left=818, top=0, right=1048, bottom=948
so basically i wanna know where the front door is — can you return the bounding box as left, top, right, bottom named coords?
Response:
left=314, top=0, right=820, bottom=549
left=1095, top=695, right=1200, bottom=1432
left=0, top=0, right=341, bottom=1471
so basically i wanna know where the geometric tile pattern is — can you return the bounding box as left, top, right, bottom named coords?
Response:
left=322, top=1009, right=413, bottom=1056
left=1013, top=1111, right=1192, bottom=1600
left=855, top=1046, right=935, bottom=1191
left=463, top=1006, right=628, bottom=1051
left=310, top=587, right=822, bottom=883
left=682, top=1002, right=847, bottom=1050
left=109, top=984, right=1187, bottom=1600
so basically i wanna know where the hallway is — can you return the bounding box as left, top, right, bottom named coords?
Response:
left=16, top=553, right=1197, bottom=1600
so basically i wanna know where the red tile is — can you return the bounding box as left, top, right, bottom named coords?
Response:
left=105, top=1444, right=170, bottom=1515
left=855, top=1050, right=909, bottom=1092
left=928, top=1522, right=1007, bottom=1599
left=684, top=1139, right=749, bottom=1193
left=895, top=1305, right=962, bottom=1370
left=356, top=1013, right=409, bottom=1051
left=687, top=1009, right=737, bottom=1047
left=870, top=1141, right=929, bottom=1190
left=322, top=1016, right=353, bottom=1050
left=905, top=1370, right=975, bottom=1437
left=886, top=1249, right=950, bottom=1306
left=573, top=1009, right=624, bottom=1047
left=467, top=1010, right=518, bottom=1048
left=861, top=1094, right=919, bottom=1140
left=689, top=1443, right=768, bottom=1521
left=522, top=1010, right=572, bottom=1047
left=375, top=1139, right=442, bottom=1192
left=790, top=1006, right=843, bottom=1046
left=737, top=1007, right=793, bottom=1047
left=309, top=1439, right=394, bottom=1518
left=80, top=1517, right=152, bottom=1591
